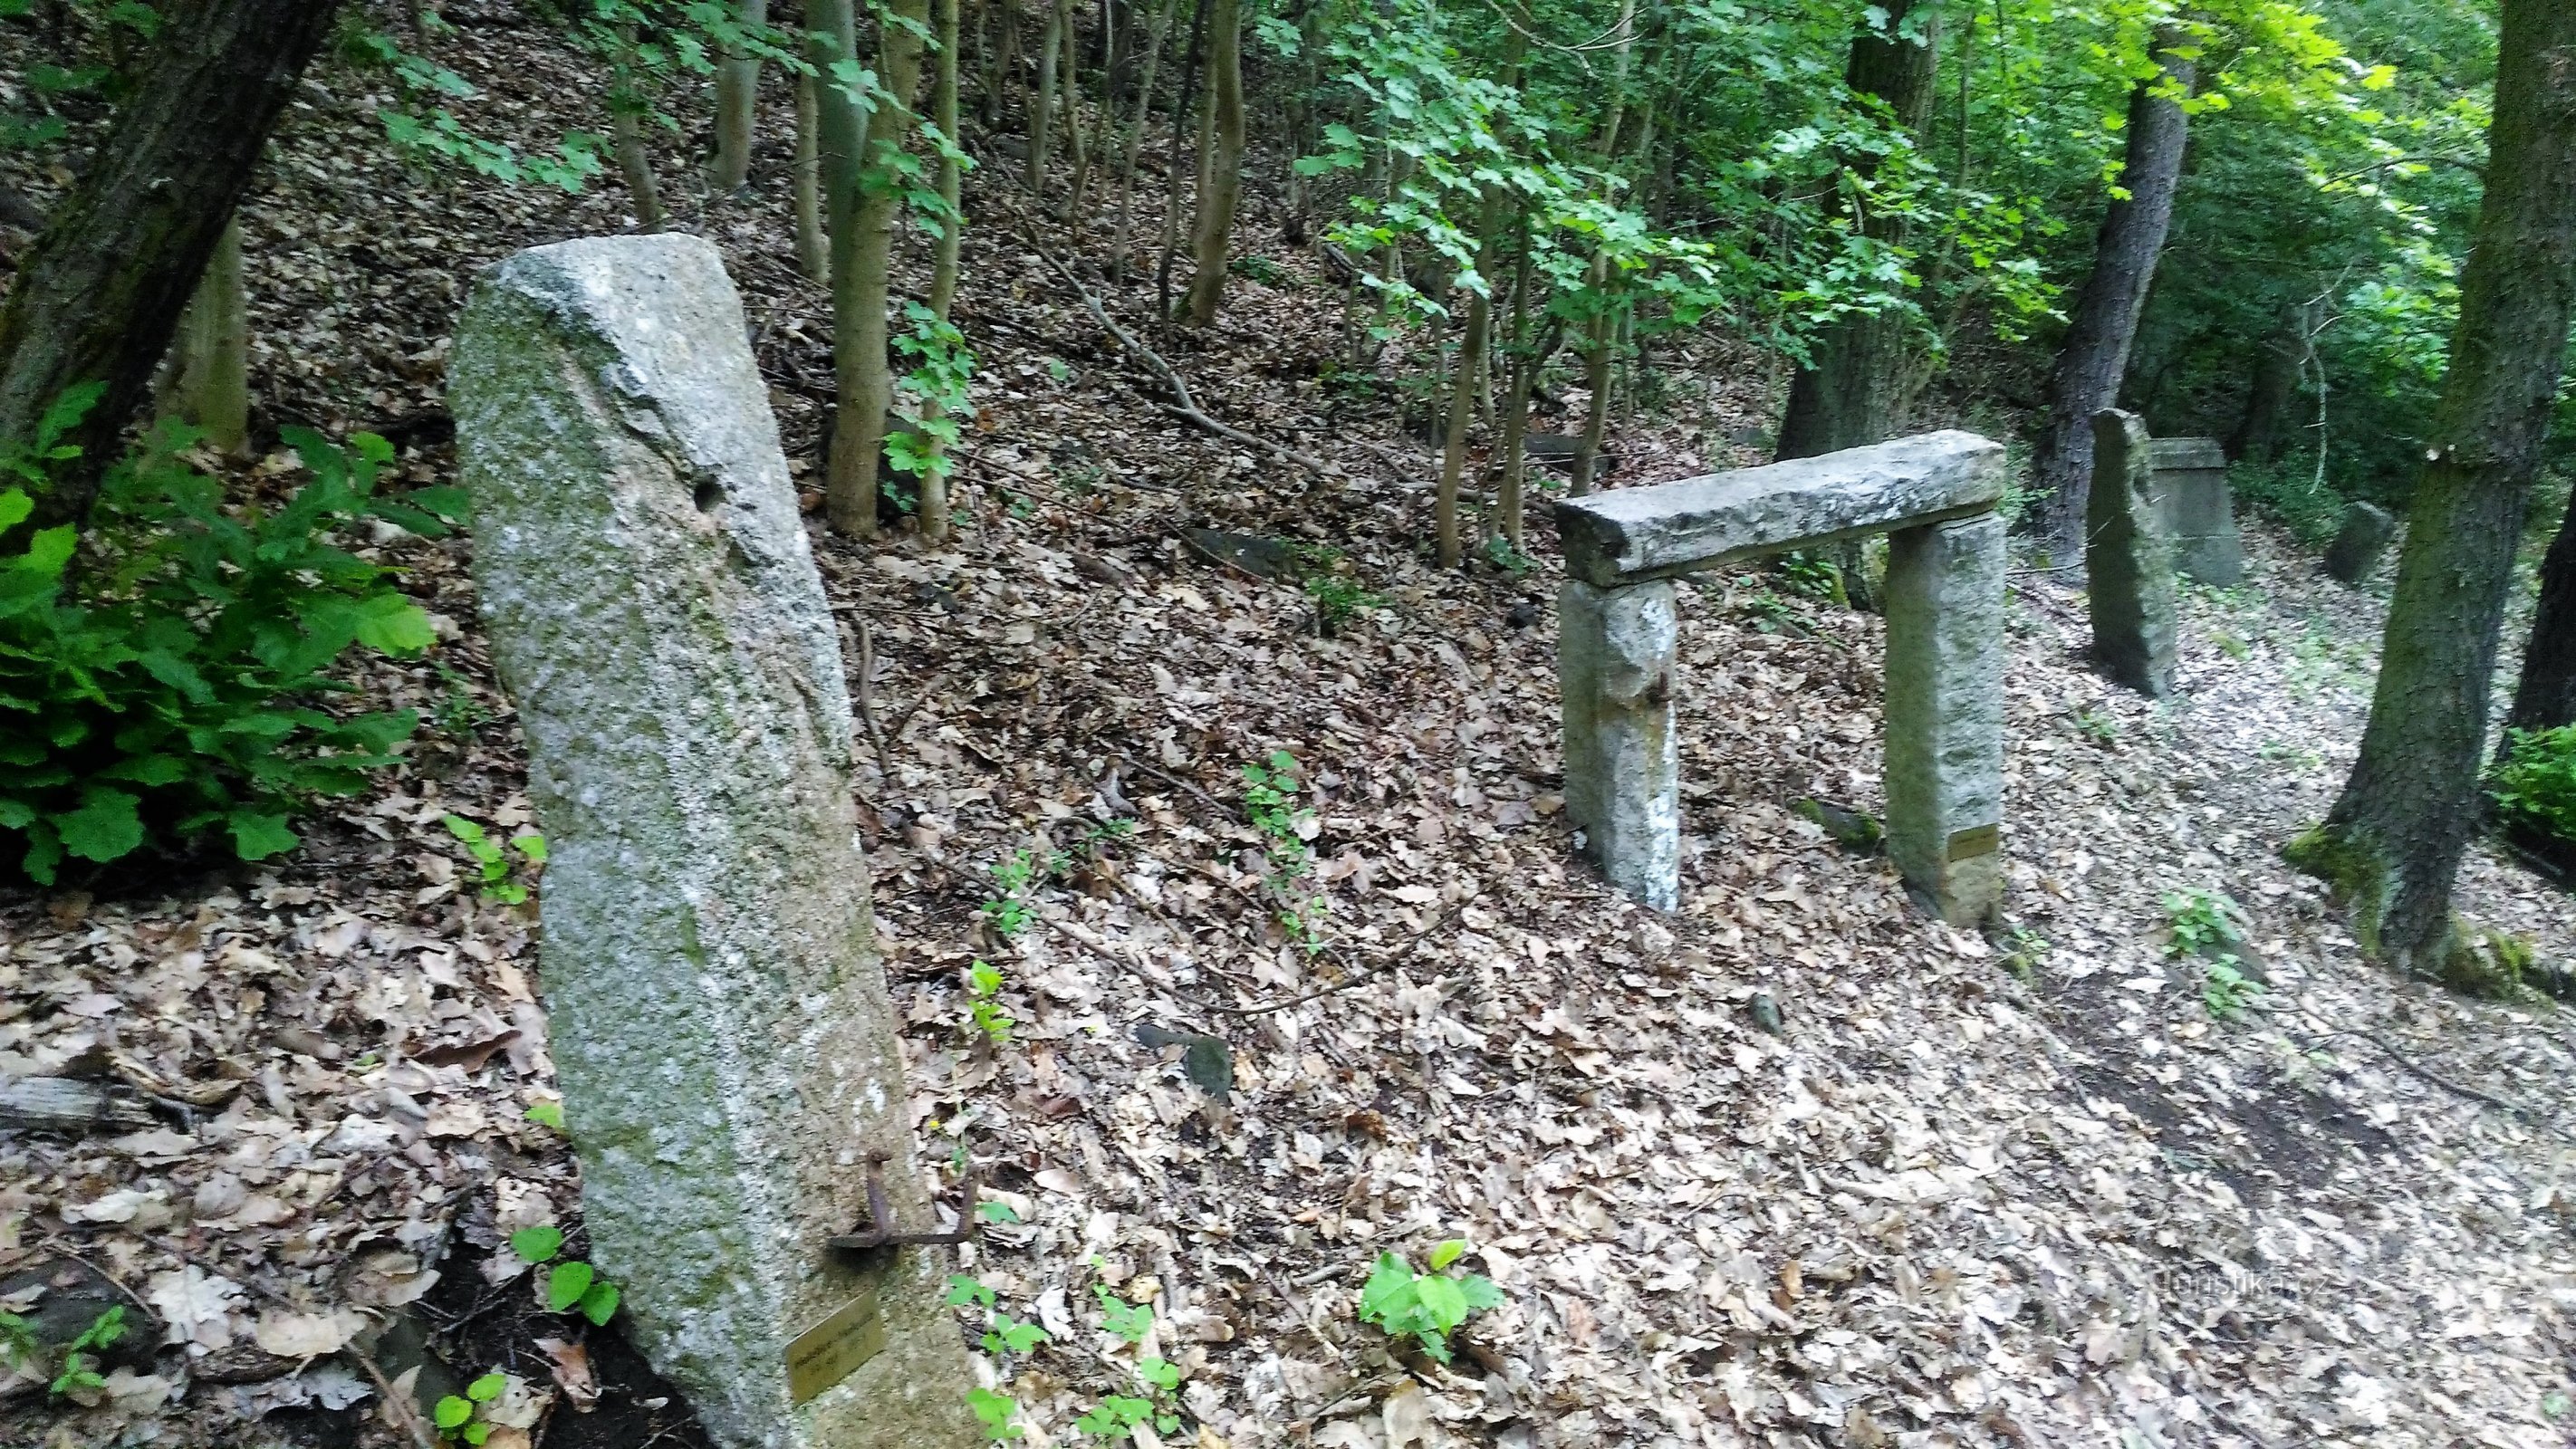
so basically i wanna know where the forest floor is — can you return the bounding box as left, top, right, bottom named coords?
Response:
left=7, top=8, right=2576, bottom=1449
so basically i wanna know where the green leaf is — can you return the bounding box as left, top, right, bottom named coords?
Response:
left=509, top=1225, right=565, bottom=1264
left=578, top=1280, right=619, bottom=1326
left=226, top=811, right=300, bottom=860
left=51, top=788, right=142, bottom=863
left=524, top=1101, right=564, bottom=1130
left=352, top=591, right=437, bottom=657
left=1414, top=1273, right=1468, bottom=1331
left=0, top=488, right=28, bottom=531
left=975, top=1199, right=1020, bottom=1224
left=1427, top=1239, right=1465, bottom=1271
left=546, top=1261, right=594, bottom=1313
left=434, top=1396, right=473, bottom=1430
left=467, top=1372, right=507, bottom=1402
left=511, top=832, right=547, bottom=864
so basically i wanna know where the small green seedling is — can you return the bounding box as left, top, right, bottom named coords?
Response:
left=46, top=1306, right=124, bottom=1398
left=2163, top=888, right=2264, bottom=1022
left=2072, top=707, right=2119, bottom=745
left=976, top=1200, right=1021, bottom=1224
left=1359, top=1240, right=1504, bottom=1365
left=1243, top=751, right=1327, bottom=950
left=508, top=1225, right=620, bottom=1326
left=1303, top=573, right=1383, bottom=637
left=1092, top=1283, right=1155, bottom=1345
left=442, top=814, right=546, bottom=905
left=966, top=960, right=1015, bottom=1045
left=967, top=1386, right=1026, bottom=1440
left=2000, top=925, right=2051, bottom=982
left=980, top=849, right=1056, bottom=938
left=434, top=1372, right=508, bottom=1444
left=524, top=1101, right=564, bottom=1130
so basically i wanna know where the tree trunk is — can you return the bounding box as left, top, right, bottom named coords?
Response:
left=930, top=0, right=965, bottom=321
left=1055, top=5, right=1091, bottom=222
left=1565, top=0, right=1638, bottom=497
left=1157, top=0, right=1210, bottom=318
left=2025, top=34, right=2193, bottom=555
left=1774, top=0, right=1936, bottom=609
left=1107, top=0, right=1177, bottom=271
left=0, top=0, right=341, bottom=533
left=2287, top=0, right=2576, bottom=982
left=1179, top=0, right=1241, bottom=325
left=817, top=0, right=932, bottom=538
left=175, top=218, right=250, bottom=458
left=1029, top=0, right=1064, bottom=193
left=919, top=0, right=964, bottom=545
left=2226, top=319, right=2301, bottom=462
left=2505, top=488, right=2576, bottom=742
left=709, top=0, right=770, bottom=191
left=610, top=24, right=668, bottom=233
left=1775, top=0, right=1937, bottom=461
left=1067, top=0, right=1114, bottom=224
left=1497, top=221, right=1535, bottom=554
left=793, top=70, right=830, bottom=283
left=1437, top=195, right=1501, bottom=569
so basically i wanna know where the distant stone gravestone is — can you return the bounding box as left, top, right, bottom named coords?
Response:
left=2089, top=409, right=2179, bottom=697
left=453, top=235, right=979, bottom=1449
left=2146, top=436, right=2244, bottom=586
left=2326, top=501, right=2398, bottom=584
left=1553, top=432, right=2007, bottom=926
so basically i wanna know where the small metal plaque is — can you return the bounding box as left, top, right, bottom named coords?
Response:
left=786, top=1286, right=887, bottom=1406
left=1945, top=823, right=2001, bottom=862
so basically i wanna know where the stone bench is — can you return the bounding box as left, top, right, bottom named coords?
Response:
left=1553, top=431, right=2007, bottom=924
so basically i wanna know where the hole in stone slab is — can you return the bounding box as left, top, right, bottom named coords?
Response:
left=694, top=477, right=725, bottom=513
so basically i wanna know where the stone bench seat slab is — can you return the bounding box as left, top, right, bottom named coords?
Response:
left=1555, top=430, right=2006, bottom=588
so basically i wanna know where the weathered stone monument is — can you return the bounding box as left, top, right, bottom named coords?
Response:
left=1555, top=431, right=2006, bottom=925
left=2088, top=409, right=2178, bottom=697
left=453, top=235, right=978, bottom=1449
left=2146, top=435, right=2244, bottom=585
left=2326, top=500, right=2398, bottom=584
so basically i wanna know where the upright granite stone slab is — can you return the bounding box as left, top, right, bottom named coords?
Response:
left=1883, top=513, right=2006, bottom=926
left=1556, top=431, right=2004, bottom=588
left=451, top=235, right=978, bottom=1449
left=2147, top=436, right=2244, bottom=585
left=1559, top=581, right=1679, bottom=909
left=2086, top=409, right=2178, bottom=697
left=2326, top=501, right=2398, bottom=584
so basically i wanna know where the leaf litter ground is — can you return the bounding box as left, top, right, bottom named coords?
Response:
left=5, top=10, right=2576, bottom=1448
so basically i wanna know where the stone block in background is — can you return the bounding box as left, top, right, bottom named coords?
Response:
left=2326, top=501, right=2399, bottom=584
left=2148, top=436, right=2244, bottom=586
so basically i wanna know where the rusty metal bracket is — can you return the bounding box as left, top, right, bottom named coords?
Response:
left=828, top=1151, right=978, bottom=1252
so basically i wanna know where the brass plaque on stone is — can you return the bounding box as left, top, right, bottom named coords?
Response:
left=786, top=1286, right=888, bottom=1406
left=1945, top=823, right=2000, bottom=862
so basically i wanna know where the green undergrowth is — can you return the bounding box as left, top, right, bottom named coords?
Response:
left=1, top=392, right=463, bottom=884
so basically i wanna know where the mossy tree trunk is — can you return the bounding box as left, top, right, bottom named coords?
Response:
left=2025, top=33, right=2192, bottom=556
left=2288, top=0, right=2576, bottom=981
left=0, top=0, right=341, bottom=535
left=1179, top=0, right=1242, bottom=326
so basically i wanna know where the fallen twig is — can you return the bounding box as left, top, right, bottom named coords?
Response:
left=2295, top=1011, right=2576, bottom=1146
left=851, top=619, right=896, bottom=782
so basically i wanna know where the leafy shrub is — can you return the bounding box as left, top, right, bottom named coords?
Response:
left=1, top=400, right=459, bottom=883
left=2493, top=725, right=2576, bottom=846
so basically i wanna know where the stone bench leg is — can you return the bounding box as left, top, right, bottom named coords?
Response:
left=1560, top=579, right=1679, bottom=909
left=1884, top=513, right=2005, bottom=926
